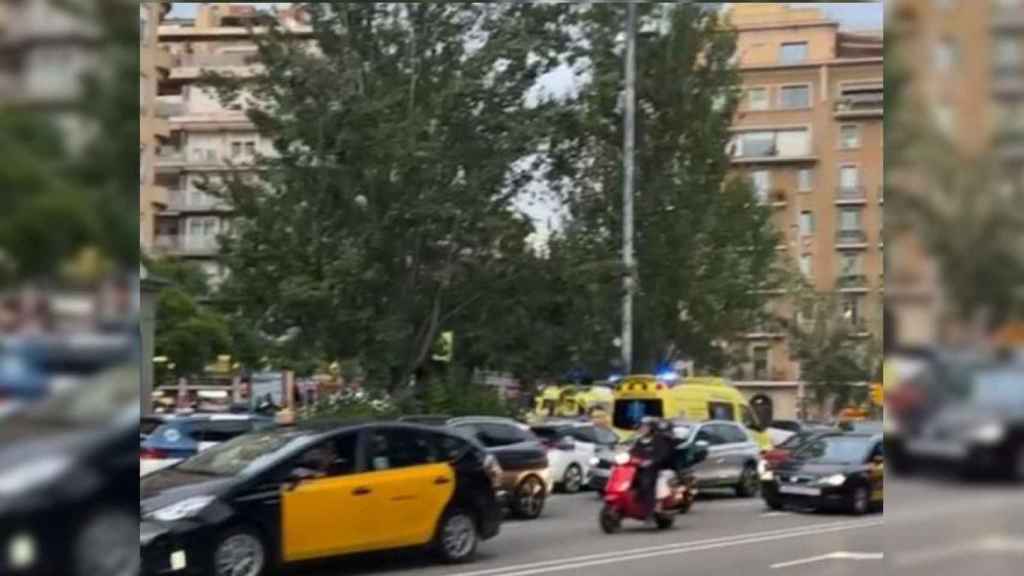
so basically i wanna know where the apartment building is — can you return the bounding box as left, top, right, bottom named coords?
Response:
left=0, top=0, right=99, bottom=149
left=887, top=0, right=1023, bottom=345
left=725, top=4, right=884, bottom=386
left=153, top=4, right=310, bottom=284
left=141, top=2, right=173, bottom=252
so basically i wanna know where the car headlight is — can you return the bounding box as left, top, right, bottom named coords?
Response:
left=815, top=474, right=846, bottom=487
left=971, top=423, right=1005, bottom=444
left=757, top=460, right=767, bottom=475
left=0, top=456, right=73, bottom=496
left=761, top=470, right=774, bottom=481
left=589, top=457, right=600, bottom=467
left=149, top=496, right=216, bottom=522
left=614, top=453, right=630, bottom=465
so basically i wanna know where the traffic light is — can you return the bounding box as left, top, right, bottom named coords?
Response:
left=870, top=383, right=883, bottom=406
left=432, top=331, right=453, bottom=363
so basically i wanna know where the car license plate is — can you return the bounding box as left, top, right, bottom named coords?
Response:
left=779, top=485, right=821, bottom=496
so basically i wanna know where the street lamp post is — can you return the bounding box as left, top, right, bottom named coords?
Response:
left=622, top=1, right=637, bottom=374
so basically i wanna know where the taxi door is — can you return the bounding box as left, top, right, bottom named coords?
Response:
left=362, top=427, right=456, bottom=550
left=281, top=434, right=374, bottom=562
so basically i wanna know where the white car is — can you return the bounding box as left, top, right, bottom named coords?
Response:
left=140, top=413, right=275, bottom=477
left=530, top=421, right=619, bottom=493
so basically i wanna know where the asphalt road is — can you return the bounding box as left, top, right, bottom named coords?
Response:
left=283, top=489, right=884, bottom=576
left=887, top=474, right=1024, bottom=576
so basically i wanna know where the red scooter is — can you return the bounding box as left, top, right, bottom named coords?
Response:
left=599, top=445, right=706, bottom=533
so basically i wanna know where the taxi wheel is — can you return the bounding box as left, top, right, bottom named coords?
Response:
left=849, top=486, right=870, bottom=516
left=561, top=464, right=584, bottom=494
left=434, top=509, right=479, bottom=563
left=210, top=526, right=267, bottom=576
left=72, top=508, right=140, bottom=576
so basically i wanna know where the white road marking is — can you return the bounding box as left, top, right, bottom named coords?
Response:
left=770, top=551, right=883, bottom=569
left=455, top=519, right=883, bottom=576
left=760, top=512, right=793, bottom=518
left=894, top=536, right=1024, bottom=566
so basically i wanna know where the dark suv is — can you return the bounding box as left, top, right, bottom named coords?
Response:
left=402, top=416, right=552, bottom=519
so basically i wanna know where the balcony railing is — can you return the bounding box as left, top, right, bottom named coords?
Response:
left=835, top=186, right=866, bottom=203
left=153, top=235, right=220, bottom=256
left=835, top=229, right=868, bottom=246
left=837, top=274, right=868, bottom=289
left=992, top=6, right=1024, bottom=30
left=175, top=52, right=260, bottom=68
left=156, top=98, right=185, bottom=118
left=165, top=189, right=231, bottom=212
left=834, top=93, right=883, bottom=116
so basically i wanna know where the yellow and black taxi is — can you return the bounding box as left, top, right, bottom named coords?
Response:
left=141, top=422, right=503, bottom=576
left=761, top=432, right=883, bottom=515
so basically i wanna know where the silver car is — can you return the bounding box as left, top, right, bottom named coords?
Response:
left=590, top=420, right=763, bottom=497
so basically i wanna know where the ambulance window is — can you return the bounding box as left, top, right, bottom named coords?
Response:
left=707, top=401, right=736, bottom=422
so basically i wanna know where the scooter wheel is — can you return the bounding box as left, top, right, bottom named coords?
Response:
left=599, top=505, right=622, bottom=534
left=654, top=513, right=675, bottom=530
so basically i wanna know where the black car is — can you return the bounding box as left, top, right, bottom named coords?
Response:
left=761, top=432, right=884, bottom=515
left=0, top=363, right=138, bottom=576
left=141, top=421, right=502, bottom=576
left=900, top=360, right=1024, bottom=479
left=401, top=415, right=551, bottom=519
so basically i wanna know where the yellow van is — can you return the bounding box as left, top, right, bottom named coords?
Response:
left=611, top=374, right=772, bottom=450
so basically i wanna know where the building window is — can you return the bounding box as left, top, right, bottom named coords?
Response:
left=752, top=347, right=770, bottom=380
left=779, top=42, right=808, bottom=65
left=839, top=125, right=861, bottom=149
left=842, top=297, right=862, bottom=327
left=798, top=168, right=813, bottom=192
left=839, top=252, right=862, bottom=276
left=995, top=35, right=1020, bottom=69
left=751, top=170, right=772, bottom=203
left=244, top=141, right=256, bottom=156
left=839, top=208, right=863, bottom=231
left=779, top=85, right=810, bottom=109
left=799, top=254, right=812, bottom=277
left=799, top=211, right=815, bottom=236
left=747, top=87, right=770, bottom=111
left=231, top=142, right=242, bottom=158
left=934, top=38, right=958, bottom=73
left=839, top=165, right=860, bottom=192
left=732, top=129, right=809, bottom=159
left=933, top=104, right=955, bottom=134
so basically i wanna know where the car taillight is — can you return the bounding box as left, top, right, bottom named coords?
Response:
left=140, top=448, right=167, bottom=460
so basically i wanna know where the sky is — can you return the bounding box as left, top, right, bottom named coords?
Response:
left=168, top=3, right=884, bottom=30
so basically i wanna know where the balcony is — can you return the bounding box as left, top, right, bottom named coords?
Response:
left=992, top=69, right=1024, bottom=98
left=156, top=97, right=186, bottom=119
left=155, top=149, right=186, bottom=171
left=837, top=273, right=869, bottom=292
left=835, top=186, right=867, bottom=205
left=833, top=93, right=883, bottom=118
left=992, top=6, right=1024, bottom=30
left=152, top=235, right=220, bottom=257
left=175, top=52, right=260, bottom=68
left=835, top=229, right=868, bottom=249
left=755, top=188, right=788, bottom=207
left=732, top=149, right=818, bottom=165
left=163, top=189, right=232, bottom=213
left=995, top=126, right=1024, bottom=159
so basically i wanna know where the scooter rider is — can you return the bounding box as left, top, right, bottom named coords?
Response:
left=631, top=417, right=674, bottom=518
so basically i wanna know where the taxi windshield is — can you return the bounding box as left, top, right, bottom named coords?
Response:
left=176, top=430, right=314, bottom=477
left=792, top=435, right=872, bottom=465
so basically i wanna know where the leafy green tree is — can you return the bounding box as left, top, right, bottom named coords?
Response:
left=547, top=3, right=779, bottom=373
left=204, top=3, right=578, bottom=391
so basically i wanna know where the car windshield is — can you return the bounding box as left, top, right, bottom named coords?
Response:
left=970, top=368, right=1024, bottom=408
left=792, top=435, right=873, bottom=465
left=175, top=430, right=314, bottom=477
left=613, top=399, right=663, bottom=430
